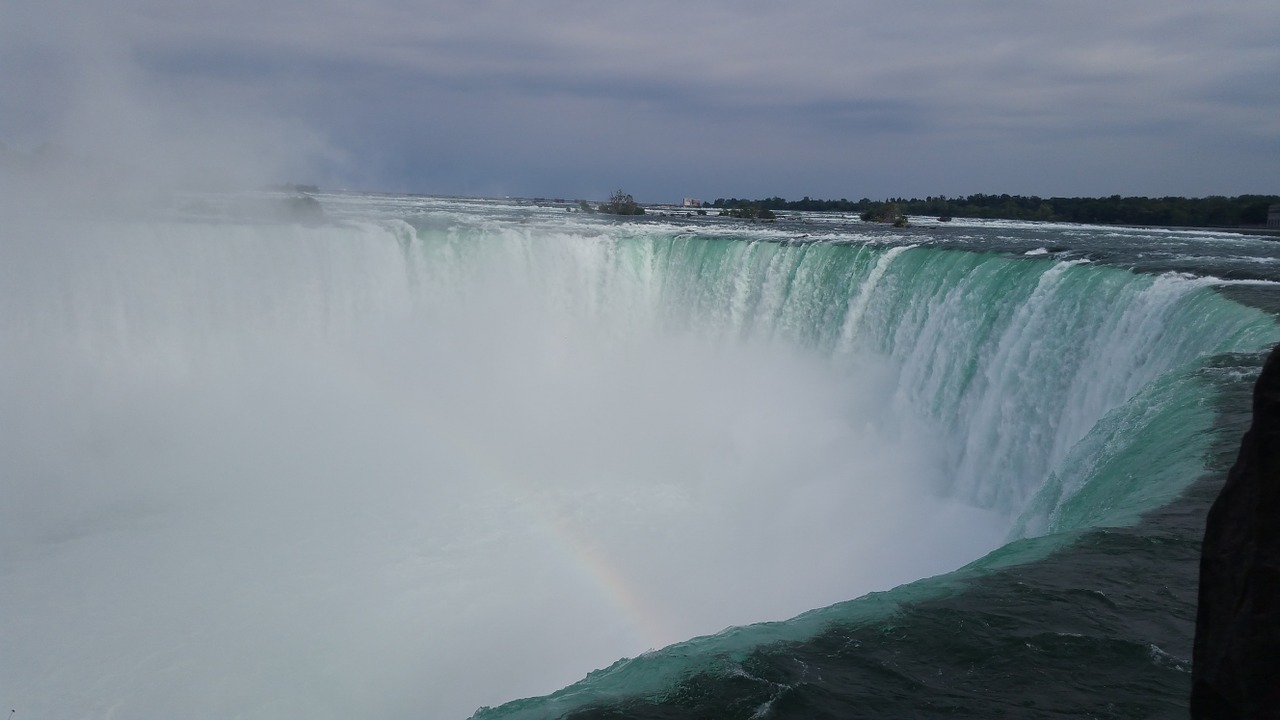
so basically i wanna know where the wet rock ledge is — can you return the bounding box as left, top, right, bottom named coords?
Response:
left=1193, top=344, right=1280, bottom=718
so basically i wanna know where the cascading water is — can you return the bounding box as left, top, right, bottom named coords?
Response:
left=1, top=196, right=1276, bottom=720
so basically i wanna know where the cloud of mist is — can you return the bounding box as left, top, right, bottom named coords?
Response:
left=0, top=216, right=1005, bottom=719
left=0, top=2, right=339, bottom=215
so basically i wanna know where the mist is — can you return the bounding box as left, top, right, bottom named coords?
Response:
left=0, top=2, right=337, bottom=224
left=0, top=215, right=1007, bottom=718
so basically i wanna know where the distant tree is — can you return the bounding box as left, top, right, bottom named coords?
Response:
left=699, top=192, right=1278, bottom=228
left=860, top=202, right=906, bottom=225
left=1241, top=201, right=1271, bottom=225
left=600, top=189, right=645, bottom=216
left=719, top=205, right=777, bottom=221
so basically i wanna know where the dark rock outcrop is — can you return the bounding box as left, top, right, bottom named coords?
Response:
left=1193, top=344, right=1280, bottom=719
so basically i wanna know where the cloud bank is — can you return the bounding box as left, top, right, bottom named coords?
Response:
left=2, top=2, right=1278, bottom=207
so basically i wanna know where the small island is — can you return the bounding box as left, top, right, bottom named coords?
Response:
left=859, top=203, right=909, bottom=227
left=718, top=206, right=776, bottom=221
left=598, top=189, right=645, bottom=216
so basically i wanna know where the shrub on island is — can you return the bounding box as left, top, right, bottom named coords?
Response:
left=599, top=189, right=645, bottom=216
left=860, top=203, right=908, bottom=226
left=718, top=206, right=777, bottom=221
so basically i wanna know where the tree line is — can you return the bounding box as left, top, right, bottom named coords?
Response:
left=709, top=194, right=1279, bottom=228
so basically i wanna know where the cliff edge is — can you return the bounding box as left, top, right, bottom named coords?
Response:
left=1193, top=345, right=1280, bottom=718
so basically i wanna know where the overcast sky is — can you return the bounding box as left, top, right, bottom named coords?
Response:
left=2, top=1, right=1277, bottom=202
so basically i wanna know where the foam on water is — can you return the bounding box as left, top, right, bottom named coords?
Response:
left=1, top=197, right=1276, bottom=719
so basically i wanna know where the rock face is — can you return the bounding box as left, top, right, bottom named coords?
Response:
left=1193, top=345, right=1280, bottom=719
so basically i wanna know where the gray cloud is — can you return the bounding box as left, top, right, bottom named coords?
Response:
left=3, top=0, right=1277, bottom=200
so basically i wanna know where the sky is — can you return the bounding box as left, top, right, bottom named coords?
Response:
left=2, top=0, right=1278, bottom=203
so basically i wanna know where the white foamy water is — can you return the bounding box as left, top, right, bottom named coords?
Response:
left=1, top=206, right=1007, bottom=719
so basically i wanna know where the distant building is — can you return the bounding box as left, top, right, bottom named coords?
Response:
left=682, top=197, right=702, bottom=207
left=1269, top=204, right=1280, bottom=229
